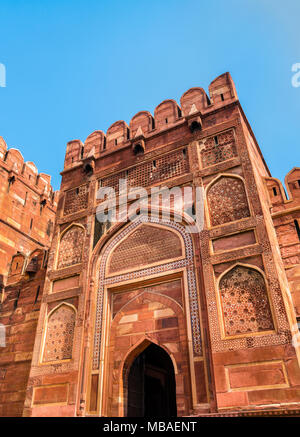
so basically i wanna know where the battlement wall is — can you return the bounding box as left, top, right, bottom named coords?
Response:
left=63, top=72, right=238, bottom=169
left=0, top=137, right=58, bottom=280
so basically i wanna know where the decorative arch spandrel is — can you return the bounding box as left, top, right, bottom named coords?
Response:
left=91, top=215, right=203, bottom=371
left=56, top=223, right=85, bottom=269
left=42, top=303, right=77, bottom=364
left=217, top=264, right=275, bottom=339
left=206, top=174, right=251, bottom=227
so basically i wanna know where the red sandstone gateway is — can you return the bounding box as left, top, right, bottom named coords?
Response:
left=1, top=72, right=300, bottom=417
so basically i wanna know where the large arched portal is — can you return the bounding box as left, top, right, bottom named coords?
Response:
left=127, top=343, right=177, bottom=417
left=87, top=216, right=210, bottom=416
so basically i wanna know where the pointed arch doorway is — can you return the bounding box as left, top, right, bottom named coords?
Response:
left=88, top=215, right=211, bottom=416
left=127, top=343, right=177, bottom=417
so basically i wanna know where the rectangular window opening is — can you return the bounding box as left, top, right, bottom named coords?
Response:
left=34, top=286, right=40, bottom=304
left=294, top=220, right=300, bottom=241
left=14, top=290, right=21, bottom=310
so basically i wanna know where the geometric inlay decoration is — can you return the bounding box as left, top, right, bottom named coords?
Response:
left=57, top=225, right=85, bottom=269
left=93, top=215, right=202, bottom=369
left=207, top=176, right=250, bottom=227
left=200, top=129, right=237, bottom=168
left=219, top=265, right=274, bottom=337
left=108, top=223, right=183, bottom=275
left=43, top=304, right=76, bottom=362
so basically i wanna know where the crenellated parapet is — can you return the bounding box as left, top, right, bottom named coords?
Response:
left=62, top=72, right=238, bottom=171
left=285, top=168, right=300, bottom=201
left=0, top=137, right=58, bottom=281
left=0, top=136, right=59, bottom=207
left=266, top=169, right=300, bottom=309
left=265, top=167, right=300, bottom=210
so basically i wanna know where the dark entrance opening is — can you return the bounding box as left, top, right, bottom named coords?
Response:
left=127, top=343, right=177, bottom=417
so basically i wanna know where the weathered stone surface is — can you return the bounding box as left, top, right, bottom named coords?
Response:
left=2, top=72, right=300, bottom=417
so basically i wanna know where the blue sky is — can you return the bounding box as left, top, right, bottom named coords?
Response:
left=0, top=0, right=299, bottom=191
